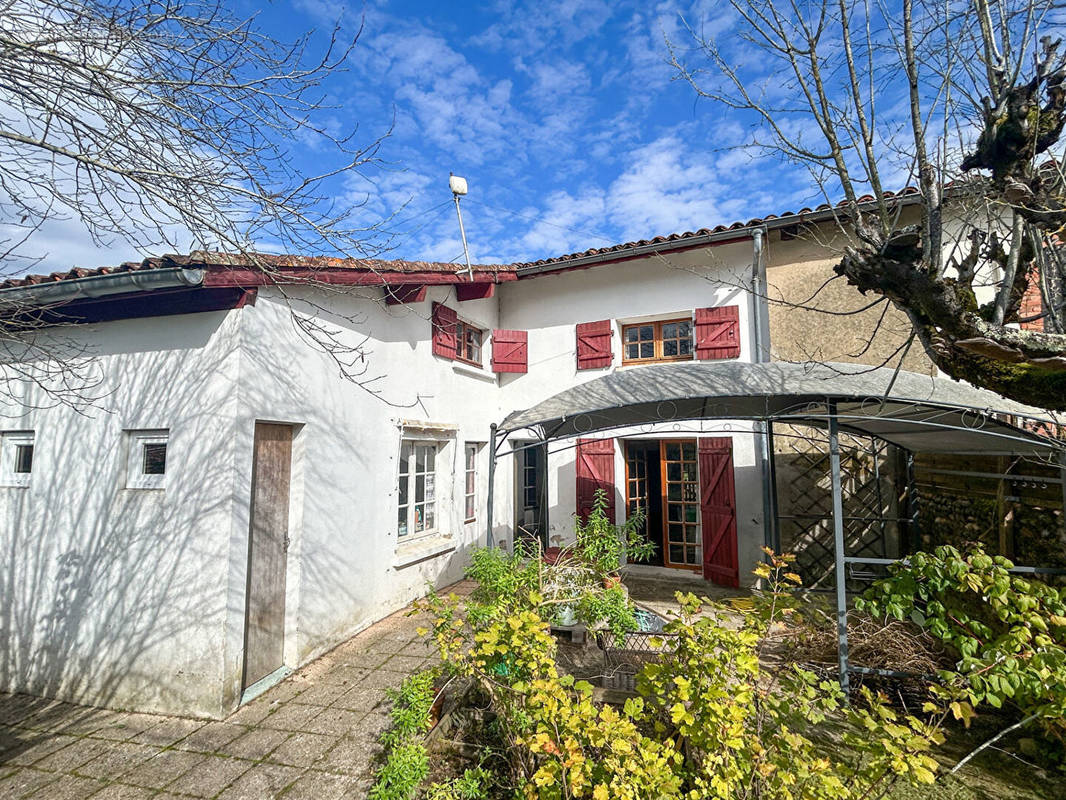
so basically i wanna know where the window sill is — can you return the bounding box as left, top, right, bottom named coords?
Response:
left=451, top=361, right=497, bottom=383
left=394, top=534, right=456, bottom=568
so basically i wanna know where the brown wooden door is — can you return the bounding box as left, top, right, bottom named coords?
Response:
left=242, top=423, right=293, bottom=690
left=660, top=440, right=701, bottom=569
left=698, top=437, right=739, bottom=587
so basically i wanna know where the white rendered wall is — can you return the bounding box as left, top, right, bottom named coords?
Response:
left=496, top=242, right=767, bottom=584
left=0, top=241, right=770, bottom=718
left=218, top=284, right=506, bottom=711
left=0, top=311, right=242, bottom=718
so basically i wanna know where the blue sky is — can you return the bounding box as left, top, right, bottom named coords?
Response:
left=23, top=0, right=888, bottom=270
left=21, top=1, right=1066, bottom=271
left=238, top=0, right=815, bottom=267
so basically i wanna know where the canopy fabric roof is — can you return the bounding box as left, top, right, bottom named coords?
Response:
left=499, top=361, right=1063, bottom=456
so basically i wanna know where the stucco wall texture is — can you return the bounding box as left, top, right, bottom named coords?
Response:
left=764, top=229, right=936, bottom=375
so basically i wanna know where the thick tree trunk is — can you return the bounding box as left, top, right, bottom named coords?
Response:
left=835, top=237, right=1066, bottom=411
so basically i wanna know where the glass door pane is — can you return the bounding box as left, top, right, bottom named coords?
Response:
left=661, top=439, right=701, bottom=567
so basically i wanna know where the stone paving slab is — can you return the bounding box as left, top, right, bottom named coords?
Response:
left=0, top=581, right=473, bottom=798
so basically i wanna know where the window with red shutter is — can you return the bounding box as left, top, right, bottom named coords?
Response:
left=694, top=305, right=741, bottom=360
left=431, top=302, right=458, bottom=359
left=576, top=320, right=613, bottom=369
left=491, top=330, right=528, bottom=373
left=575, top=438, right=615, bottom=522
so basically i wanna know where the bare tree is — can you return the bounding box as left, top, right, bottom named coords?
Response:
left=0, top=0, right=409, bottom=407
left=670, top=0, right=1066, bottom=410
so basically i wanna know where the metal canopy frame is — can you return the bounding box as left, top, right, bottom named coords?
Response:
left=485, top=361, right=1066, bottom=694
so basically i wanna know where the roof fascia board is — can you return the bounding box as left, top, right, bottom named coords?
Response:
left=0, top=266, right=204, bottom=307
left=202, top=267, right=516, bottom=288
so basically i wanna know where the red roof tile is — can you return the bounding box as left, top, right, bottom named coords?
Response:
left=0, top=251, right=513, bottom=290
left=1, top=186, right=929, bottom=290
left=511, top=187, right=922, bottom=271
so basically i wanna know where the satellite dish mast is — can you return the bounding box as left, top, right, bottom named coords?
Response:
left=449, top=173, right=473, bottom=280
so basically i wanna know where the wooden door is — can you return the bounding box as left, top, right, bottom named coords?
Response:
left=576, top=438, right=615, bottom=522
left=242, top=423, right=293, bottom=690
left=660, top=440, right=701, bottom=569
left=698, top=437, right=739, bottom=587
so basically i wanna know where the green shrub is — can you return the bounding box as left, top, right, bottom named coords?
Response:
left=576, top=585, right=638, bottom=646
left=574, top=488, right=652, bottom=578
left=368, top=741, right=429, bottom=800
left=420, top=549, right=952, bottom=799
left=369, top=669, right=437, bottom=800
left=424, top=767, right=492, bottom=800
left=857, top=545, right=1066, bottom=738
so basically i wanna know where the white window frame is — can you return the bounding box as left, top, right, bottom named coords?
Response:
left=0, top=431, right=35, bottom=488
left=397, top=439, right=439, bottom=539
left=126, top=430, right=169, bottom=490
left=464, top=442, right=480, bottom=522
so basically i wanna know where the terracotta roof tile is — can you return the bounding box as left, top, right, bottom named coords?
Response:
left=0, top=251, right=512, bottom=290
left=510, top=185, right=924, bottom=270
left=2, top=184, right=938, bottom=289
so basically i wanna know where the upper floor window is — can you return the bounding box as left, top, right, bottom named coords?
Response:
left=1, top=431, right=34, bottom=487
left=622, top=318, right=693, bottom=365
left=455, top=319, right=483, bottom=367
left=127, top=430, right=168, bottom=489
left=398, top=441, right=437, bottom=537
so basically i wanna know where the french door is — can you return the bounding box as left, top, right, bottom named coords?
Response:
left=660, top=440, right=701, bottom=569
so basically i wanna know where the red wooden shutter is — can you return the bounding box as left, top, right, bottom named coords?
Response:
left=575, top=438, right=615, bottom=522
left=431, top=302, right=458, bottom=359
left=694, top=305, right=741, bottom=360
left=576, top=320, right=613, bottom=369
left=491, top=329, right=528, bottom=373
left=456, top=282, right=495, bottom=301
left=698, top=437, right=739, bottom=587
left=384, top=284, right=427, bottom=305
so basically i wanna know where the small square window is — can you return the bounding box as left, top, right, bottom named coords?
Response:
left=1, top=431, right=35, bottom=487
left=127, top=430, right=169, bottom=489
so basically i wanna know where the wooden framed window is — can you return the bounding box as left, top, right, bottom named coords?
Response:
left=464, top=443, right=479, bottom=522
left=622, top=318, right=693, bottom=364
left=398, top=441, right=437, bottom=538
left=455, top=319, right=484, bottom=367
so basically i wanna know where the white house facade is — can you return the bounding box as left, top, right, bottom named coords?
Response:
left=0, top=221, right=802, bottom=719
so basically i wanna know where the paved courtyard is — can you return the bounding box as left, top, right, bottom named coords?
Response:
left=0, top=584, right=469, bottom=799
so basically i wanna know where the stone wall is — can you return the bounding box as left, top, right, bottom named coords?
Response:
left=914, top=454, right=1066, bottom=569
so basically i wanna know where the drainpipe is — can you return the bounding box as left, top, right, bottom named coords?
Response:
left=750, top=228, right=768, bottom=362
left=750, top=229, right=779, bottom=556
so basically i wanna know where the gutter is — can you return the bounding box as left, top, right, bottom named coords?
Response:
left=0, top=267, right=205, bottom=307
left=514, top=192, right=923, bottom=278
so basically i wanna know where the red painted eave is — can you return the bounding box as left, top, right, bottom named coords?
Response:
left=200, top=266, right=517, bottom=288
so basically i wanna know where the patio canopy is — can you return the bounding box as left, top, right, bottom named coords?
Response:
left=498, top=361, right=1062, bottom=457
